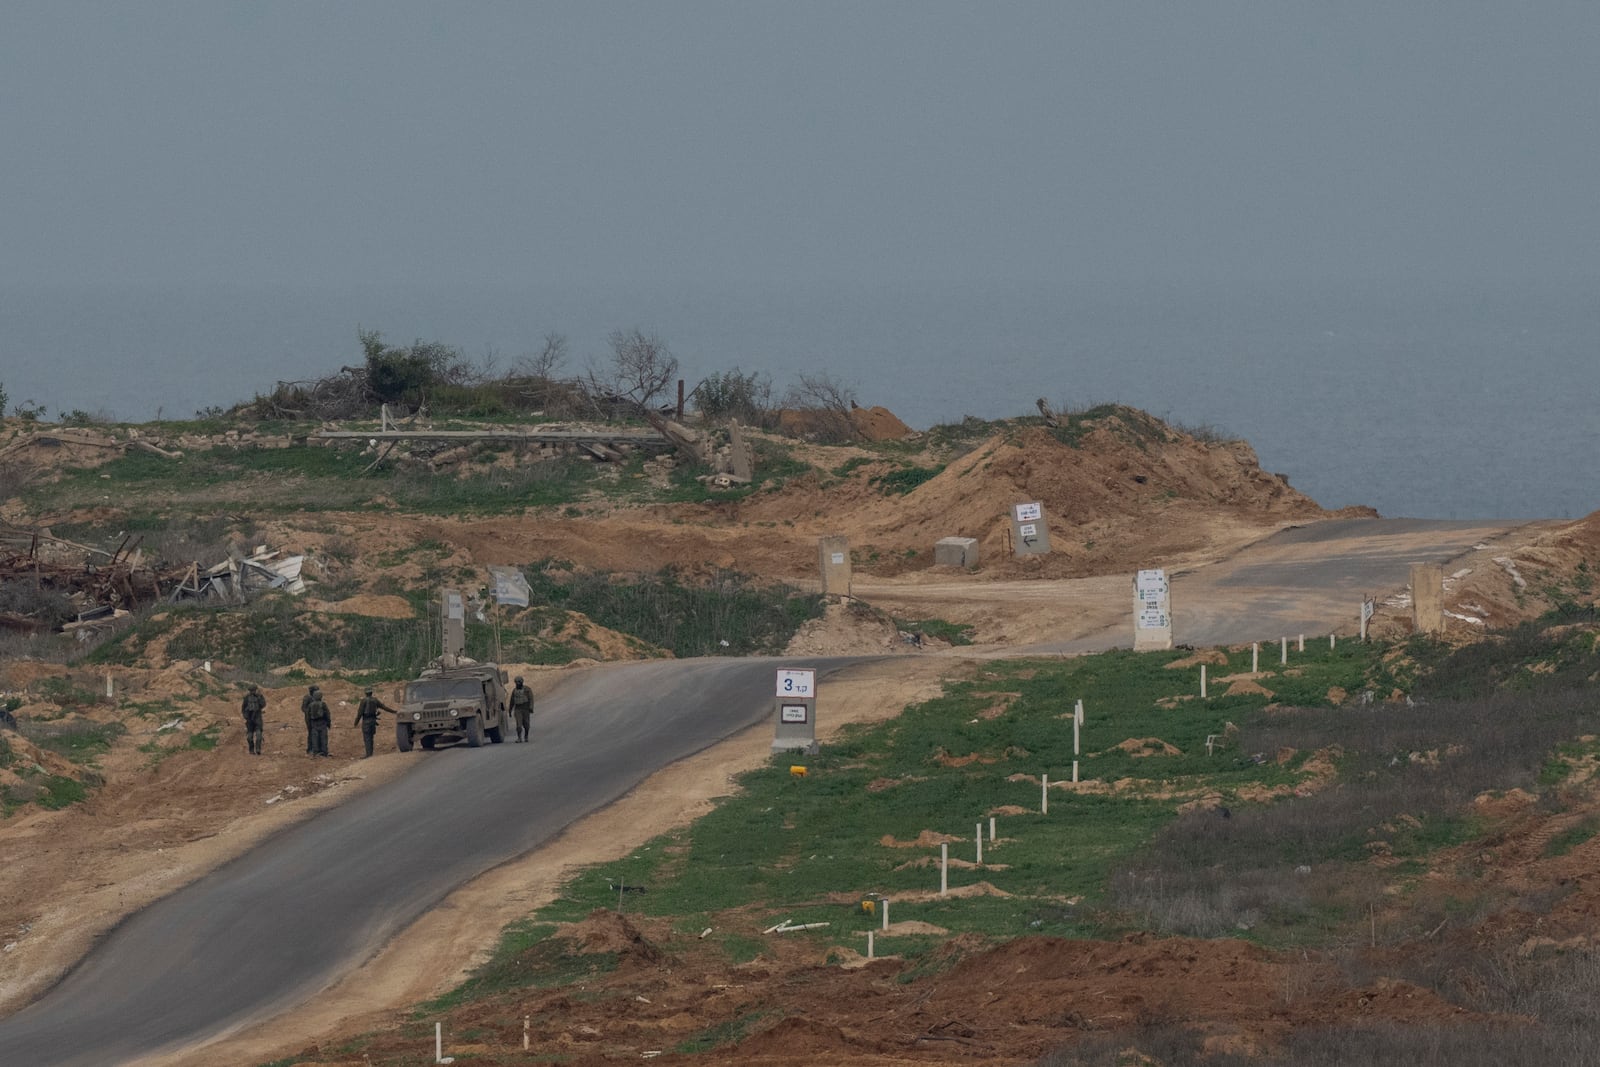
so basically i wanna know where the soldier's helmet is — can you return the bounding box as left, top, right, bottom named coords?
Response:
left=365, top=687, right=374, bottom=695
left=310, top=684, right=320, bottom=693
left=248, top=683, right=258, bottom=692
left=515, top=676, right=524, bottom=684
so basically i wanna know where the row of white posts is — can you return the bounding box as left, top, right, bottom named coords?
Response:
left=432, top=616, right=1371, bottom=1057
left=1198, top=633, right=1340, bottom=699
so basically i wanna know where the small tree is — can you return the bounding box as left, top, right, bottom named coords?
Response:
left=593, top=328, right=678, bottom=413
left=518, top=332, right=569, bottom=380
left=783, top=372, right=860, bottom=443
left=361, top=329, right=463, bottom=407
left=695, top=368, right=776, bottom=427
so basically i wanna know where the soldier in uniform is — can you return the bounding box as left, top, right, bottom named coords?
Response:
left=509, top=676, right=534, bottom=742
left=240, top=683, right=267, bottom=755
left=300, top=685, right=321, bottom=754
left=352, top=686, right=397, bottom=758
left=305, top=687, right=332, bottom=757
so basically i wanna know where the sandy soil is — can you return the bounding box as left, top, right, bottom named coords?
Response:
left=4, top=408, right=1599, bottom=1066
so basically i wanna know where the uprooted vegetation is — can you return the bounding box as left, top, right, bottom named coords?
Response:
left=272, top=613, right=1600, bottom=1065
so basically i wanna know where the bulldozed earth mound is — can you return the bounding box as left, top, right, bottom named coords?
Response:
left=738, top=406, right=1372, bottom=579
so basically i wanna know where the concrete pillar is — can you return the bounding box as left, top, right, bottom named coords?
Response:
left=818, top=536, right=851, bottom=596
left=728, top=420, right=755, bottom=482
left=1411, top=562, right=1445, bottom=635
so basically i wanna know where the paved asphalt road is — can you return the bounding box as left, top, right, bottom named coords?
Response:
left=0, top=657, right=859, bottom=1066
left=0, top=518, right=1530, bottom=1064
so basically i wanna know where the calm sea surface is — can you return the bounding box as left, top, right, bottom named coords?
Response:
left=2, top=281, right=1595, bottom=520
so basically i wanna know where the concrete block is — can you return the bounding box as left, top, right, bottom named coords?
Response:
left=934, top=536, right=980, bottom=569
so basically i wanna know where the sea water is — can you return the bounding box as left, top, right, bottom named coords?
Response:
left=2, top=280, right=1594, bottom=520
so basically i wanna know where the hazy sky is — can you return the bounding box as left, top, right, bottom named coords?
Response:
left=3, top=2, right=1596, bottom=293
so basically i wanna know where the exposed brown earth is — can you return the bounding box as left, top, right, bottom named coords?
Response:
left=2, top=406, right=1597, bottom=1066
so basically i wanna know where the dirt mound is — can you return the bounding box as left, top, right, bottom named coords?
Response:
left=783, top=599, right=904, bottom=656
left=879, top=829, right=964, bottom=849
left=850, top=405, right=913, bottom=442
left=1113, top=737, right=1182, bottom=757
left=304, top=594, right=414, bottom=619
left=554, top=908, right=662, bottom=962
left=742, top=407, right=1352, bottom=579
left=737, top=1016, right=864, bottom=1057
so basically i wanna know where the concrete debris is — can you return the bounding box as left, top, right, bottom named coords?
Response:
left=170, top=546, right=307, bottom=602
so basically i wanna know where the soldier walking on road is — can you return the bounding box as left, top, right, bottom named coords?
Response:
left=353, top=686, right=396, bottom=758
left=240, top=684, right=266, bottom=755
left=300, top=685, right=321, bottom=754
left=304, top=686, right=332, bottom=757
left=509, top=676, right=534, bottom=742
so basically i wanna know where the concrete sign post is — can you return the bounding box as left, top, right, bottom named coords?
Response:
left=441, top=588, right=466, bottom=659
left=818, top=536, right=851, bottom=596
left=1132, top=569, right=1172, bottom=651
left=1360, top=597, right=1376, bottom=641
left=1411, top=563, right=1445, bottom=635
left=772, top=667, right=819, bottom=754
left=1010, top=501, right=1051, bottom=557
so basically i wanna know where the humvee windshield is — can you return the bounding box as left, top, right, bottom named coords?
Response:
left=406, top=678, right=485, bottom=704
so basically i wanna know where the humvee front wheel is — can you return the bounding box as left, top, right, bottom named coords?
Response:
left=395, top=722, right=413, bottom=753
left=464, top=715, right=485, bottom=748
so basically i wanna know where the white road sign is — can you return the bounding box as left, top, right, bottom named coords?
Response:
left=1014, top=501, right=1042, bottom=522
left=776, top=669, right=816, bottom=698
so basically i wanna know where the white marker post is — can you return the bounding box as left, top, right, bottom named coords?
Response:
left=867, top=930, right=875, bottom=960
left=976, top=823, right=983, bottom=865
left=1041, top=773, right=1049, bottom=814
left=1072, top=701, right=1082, bottom=783
left=435, top=1021, right=454, bottom=1064
left=1252, top=642, right=1259, bottom=672
left=941, top=843, right=949, bottom=896
left=1280, top=637, right=1288, bottom=665
left=1298, top=634, right=1305, bottom=652
left=1330, top=633, right=1336, bottom=650
left=881, top=897, right=890, bottom=931
left=989, top=815, right=996, bottom=844
left=105, top=673, right=114, bottom=699
left=1200, top=664, right=1208, bottom=699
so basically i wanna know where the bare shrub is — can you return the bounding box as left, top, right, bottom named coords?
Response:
left=594, top=328, right=678, bottom=412
left=781, top=372, right=859, bottom=443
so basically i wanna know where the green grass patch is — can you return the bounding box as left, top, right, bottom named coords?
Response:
left=524, top=564, right=824, bottom=658
left=20, top=718, right=125, bottom=764
left=893, top=616, right=975, bottom=646
left=1545, top=817, right=1600, bottom=858
left=674, top=1010, right=770, bottom=1054
left=869, top=464, right=943, bottom=495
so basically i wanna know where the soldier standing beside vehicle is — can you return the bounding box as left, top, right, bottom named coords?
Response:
left=240, top=684, right=266, bottom=756
left=300, top=685, right=321, bottom=754
left=305, top=687, right=332, bottom=757
left=509, top=676, right=534, bottom=742
left=352, top=686, right=396, bottom=758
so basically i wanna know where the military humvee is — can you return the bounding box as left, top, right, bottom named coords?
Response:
left=394, top=660, right=512, bottom=752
